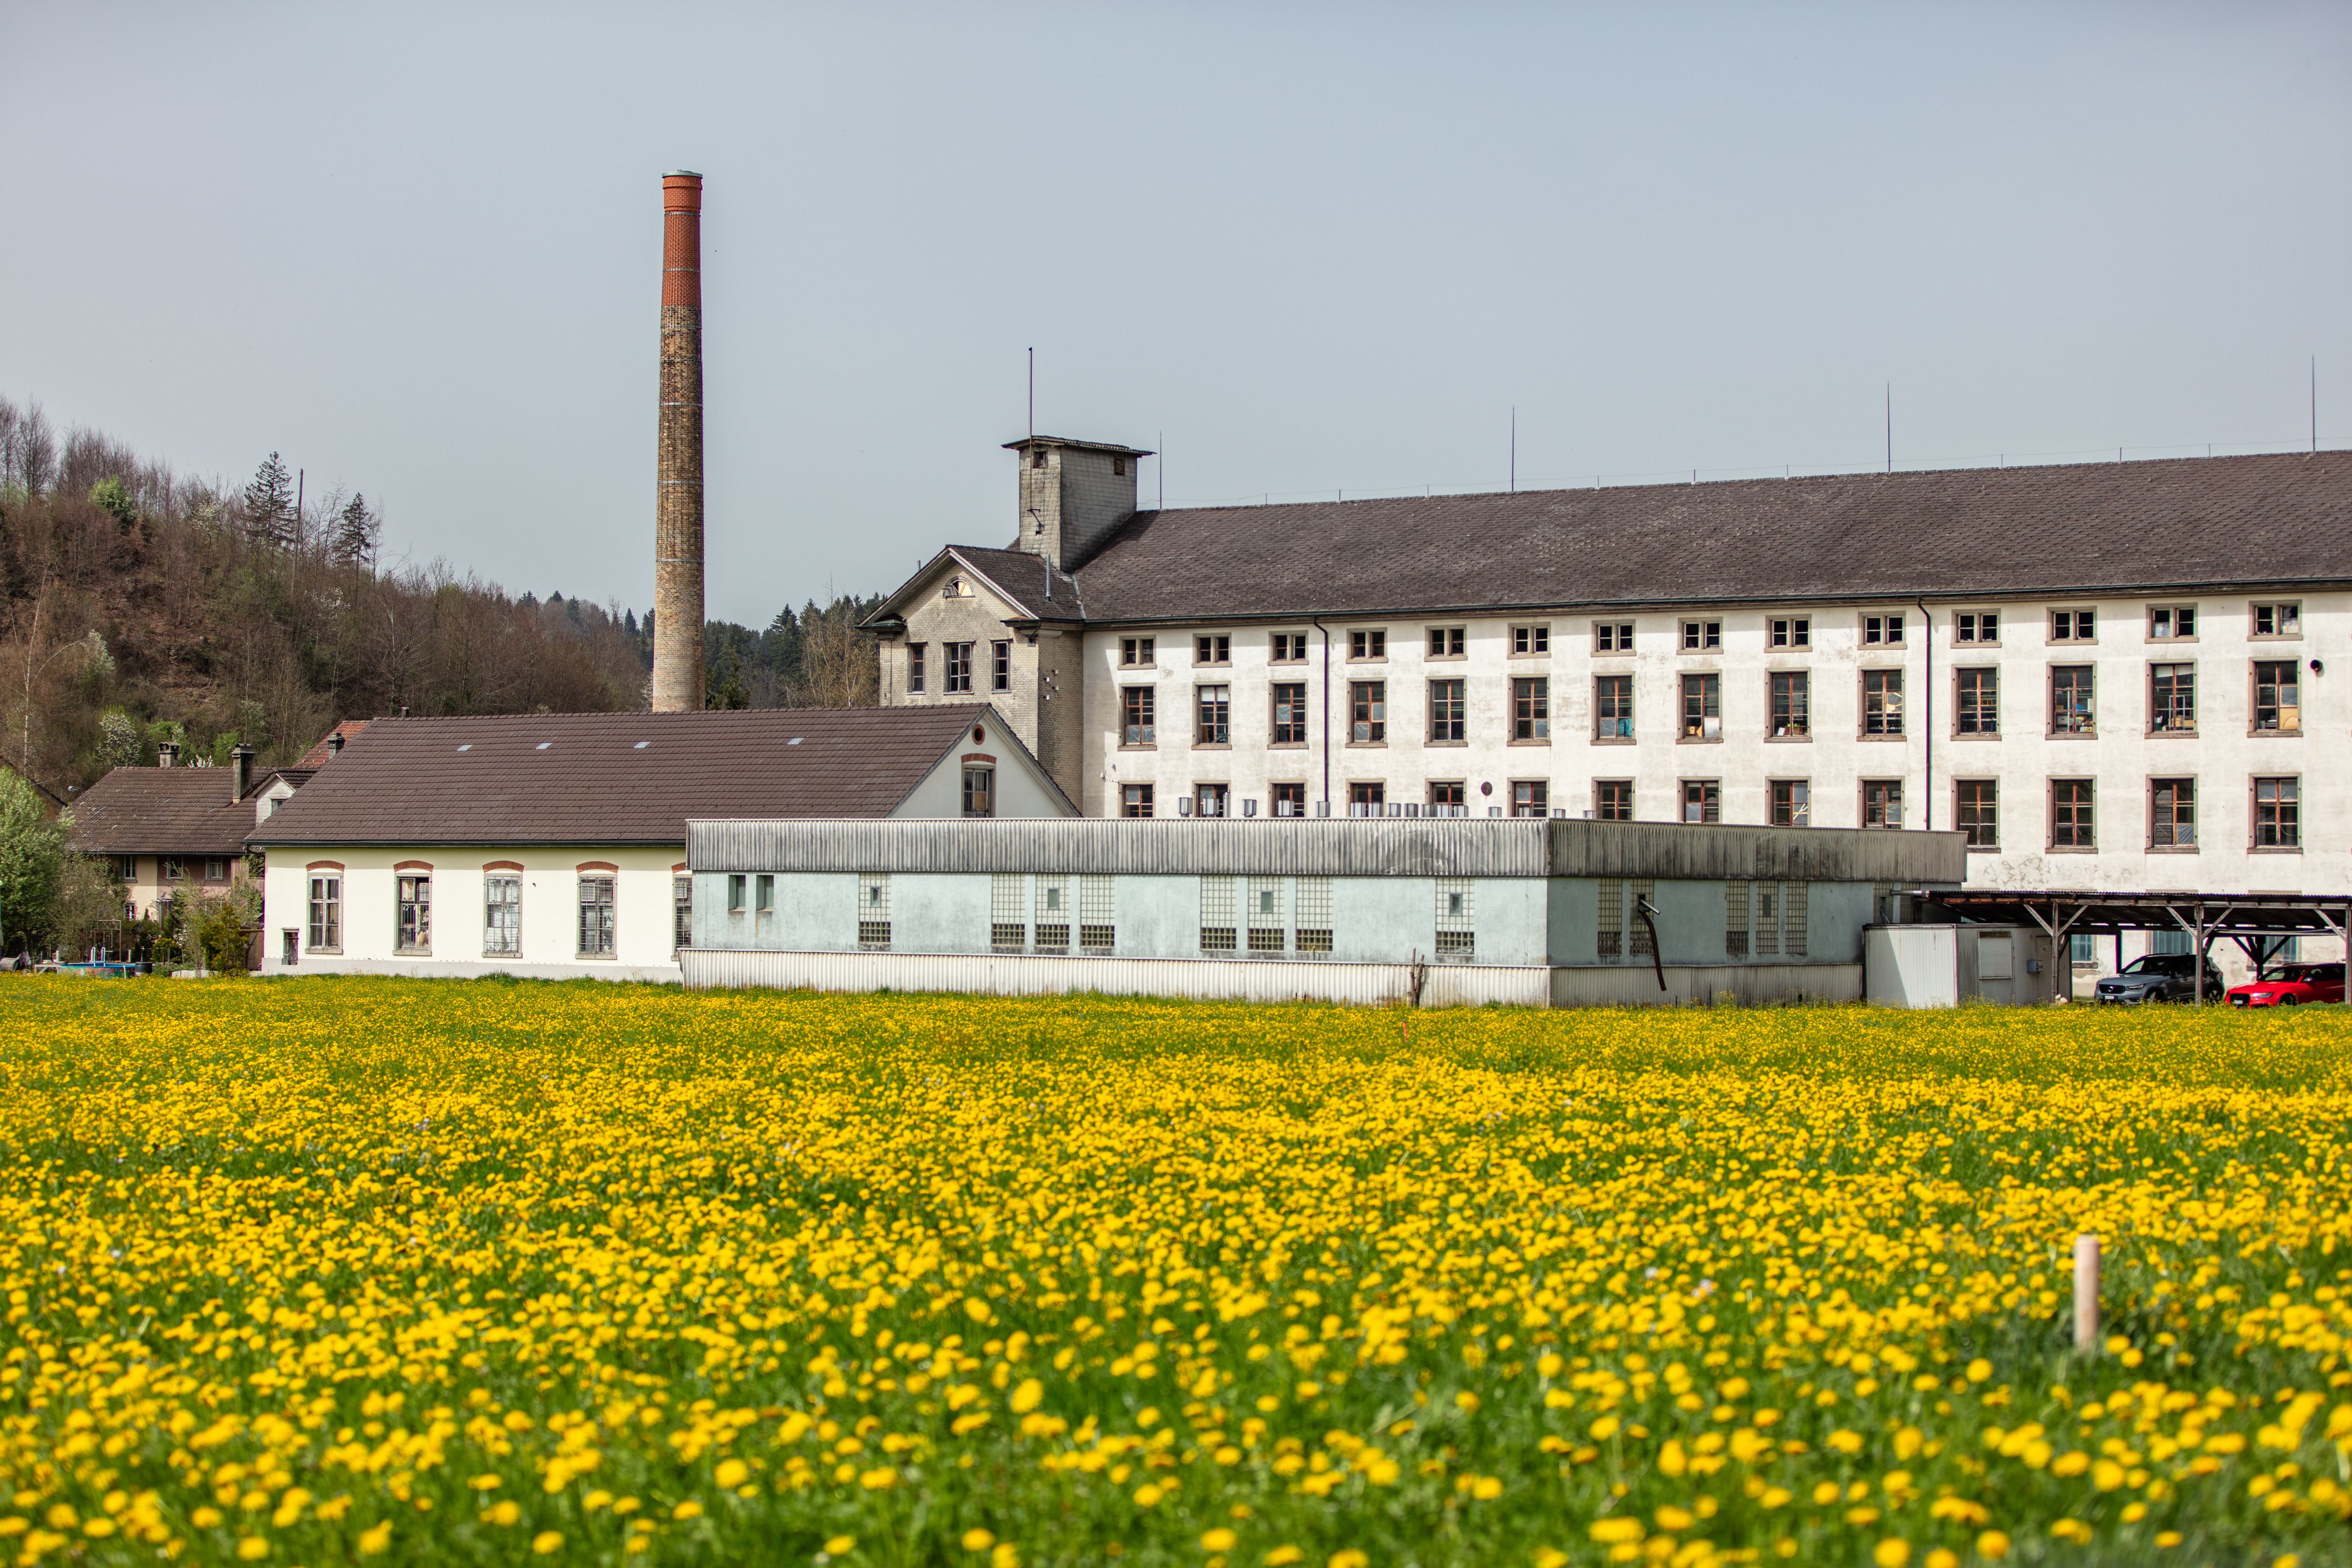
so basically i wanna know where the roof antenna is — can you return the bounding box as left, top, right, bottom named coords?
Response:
left=2313, top=355, right=2318, bottom=454
left=1028, top=348, right=1035, bottom=445
left=1510, top=406, right=1516, bottom=493
left=1885, top=383, right=1892, bottom=474
left=1158, top=429, right=1164, bottom=510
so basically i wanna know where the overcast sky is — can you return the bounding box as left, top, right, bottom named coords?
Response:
left=3, top=3, right=2347, bottom=625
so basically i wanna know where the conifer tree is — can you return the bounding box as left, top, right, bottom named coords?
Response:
left=241, top=453, right=296, bottom=547
left=331, top=493, right=379, bottom=570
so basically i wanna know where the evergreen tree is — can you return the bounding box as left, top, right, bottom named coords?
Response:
left=242, top=453, right=296, bottom=547
left=331, top=492, right=379, bottom=569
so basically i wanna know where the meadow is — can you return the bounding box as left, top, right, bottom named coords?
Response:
left=0, top=978, right=2347, bottom=1567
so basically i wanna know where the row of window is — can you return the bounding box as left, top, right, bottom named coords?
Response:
left=1119, top=661, right=2307, bottom=749
left=1109, top=602, right=2307, bottom=668
left=907, top=640, right=1012, bottom=695
left=1112, top=774, right=2309, bottom=850
left=302, top=872, right=693, bottom=959
left=111, top=855, right=235, bottom=883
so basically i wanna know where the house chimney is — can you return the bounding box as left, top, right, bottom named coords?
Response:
left=651, top=169, right=706, bottom=713
left=231, top=743, right=253, bottom=801
left=328, top=731, right=345, bottom=756
left=157, top=741, right=178, bottom=769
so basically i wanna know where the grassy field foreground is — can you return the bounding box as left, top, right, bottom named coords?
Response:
left=0, top=978, right=2348, bottom=1567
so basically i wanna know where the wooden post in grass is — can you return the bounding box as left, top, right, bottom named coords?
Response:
left=2073, top=1234, right=2100, bottom=1355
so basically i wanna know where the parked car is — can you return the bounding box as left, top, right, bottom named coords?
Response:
left=2093, top=952, right=2224, bottom=1004
left=2226, top=963, right=2348, bottom=1008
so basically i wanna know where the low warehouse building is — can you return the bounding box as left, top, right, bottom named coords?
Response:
left=681, top=817, right=1965, bottom=1006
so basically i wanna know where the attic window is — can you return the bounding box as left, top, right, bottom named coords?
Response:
left=633, top=741, right=650, bottom=749
left=943, top=578, right=963, bottom=598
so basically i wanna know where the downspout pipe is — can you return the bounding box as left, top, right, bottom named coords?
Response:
left=1311, top=617, right=1331, bottom=814
left=1914, top=599, right=1933, bottom=834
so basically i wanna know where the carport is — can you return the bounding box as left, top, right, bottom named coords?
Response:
left=1929, top=891, right=2352, bottom=1004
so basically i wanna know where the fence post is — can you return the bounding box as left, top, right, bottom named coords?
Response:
left=2073, top=1234, right=2100, bottom=1355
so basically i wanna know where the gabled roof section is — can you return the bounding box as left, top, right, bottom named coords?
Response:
left=1059, top=450, right=2352, bottom=623
left=297, top=720, right=371, bottom=767
left=863, top=545, right=1082, bottom=628
left=247, top=705, right=1023, bottom=848
left=69, top=769, right=262, bottom=857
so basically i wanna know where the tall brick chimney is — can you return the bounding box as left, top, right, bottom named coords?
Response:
left=651, top=170, right=705, bottom=712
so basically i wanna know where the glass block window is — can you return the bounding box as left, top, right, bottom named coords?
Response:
left=1725, top=880, right=1749, bottom=958
left=1434, top=878, right=1474, bottom=960
left=1295, top=877, right=1333, bottom=956
left=1199, top=876, right=1238, bottom=953
left=1598, top=876, right=1623, bottom=959
left=858, top=874, right=891, bottom=950
left=1784, top=883, right=1808, bottom=957
left=1079, top=876, right=1115, bottom=954
left=1035, top=875, right=1070, bottom=952
left=1247, top=877, right=1285, bottom=955
left=1753, top=883, right=1779, bottom=958
left=991, top=873, right=1027, bottom=953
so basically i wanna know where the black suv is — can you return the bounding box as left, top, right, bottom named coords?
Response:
left=2093, top=952, right=2225, bottom=1004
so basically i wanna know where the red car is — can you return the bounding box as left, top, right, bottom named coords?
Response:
left=2226, top=963, right=2347, bottom=1008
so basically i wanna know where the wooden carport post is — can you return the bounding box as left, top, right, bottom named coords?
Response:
left=2315, top=901, right=2351, bottom=1004
left=2019, top=898, right=2085, bottom=1002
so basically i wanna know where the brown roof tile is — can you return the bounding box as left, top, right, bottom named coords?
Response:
left=248, top=705, right=1015, bottom=848
left=297, top=721, right=371, bottom=768
left=1036, top=450, right=2351, bottom=622
left=69, top=769, right=259, bottom=857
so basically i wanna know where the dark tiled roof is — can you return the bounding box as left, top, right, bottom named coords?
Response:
left=864, top=546, right=1082, bottom=626
left=248, top=706, right=1009, bottom=848
left=297, top=721, right=371, bottom=768
left=1048, top=450, right=2351, bottom=623
left=69, top=769, right=259, bottom=856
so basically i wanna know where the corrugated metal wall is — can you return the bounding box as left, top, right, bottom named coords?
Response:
left=681, top=948, right=1553, bottom=1009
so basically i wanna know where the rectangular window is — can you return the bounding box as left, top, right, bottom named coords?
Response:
left=943, top=642, right=974, bottom=694
left=2150, top=778, right=2196, bottom=849
left=1296, top=877, right=1333, bottom=955
left=1594, top=674, right=1634, bottom=740
left=1195, top=684, right=1231, bottom=745
left=1954, top=611, right=2000, bottom=644
left=907, top=643, right=926, bottom=694
left=1079, top=875, right=1114, bottom=953
left=1347, top=781, right=1386, bottom=815
left=2252, top=602, right=2301, bottom=638
left=1594, top=780, right=1633, bottom=821
left=1512, top=624, right=1550, bottom=655
left=2252, top=660, right=2301, bottom=733
left=1349, top=681, right=1387, bottom=743
left=1348, top=629, right=1386, bottom=661
left=484, top=876, right=521, bottom=956
left=1035, top=875, right=1070, bottom=952
left=2148, top=605, right=2195, bottom=641
left=1194, top=783, right=1230, bottom=819
left=962, top=765, right=995, bottom=817
left=1121, top=686, right=1155, bottom=746
left=1680, top=672, right=1721, bottom=739
left=1861, top=669, right=1904, bottom=736
left=1863, top=779, right=1903, bottom=829
left=1511, top=676, right=1550, bottom=741
left=1120, top=783, right=1154, bottom=818
left=992, top=873, right=1026, bottom=953
left=2050, top=608, right=2096, bottom=643
left=1120, top=636, right=1155, bottom=667
left=204, top=857, right=231, bottom=882
left=1753, top=881, right=1778, bottom=957
left=1511, top=780, right=1548, bottom=818
left=1681, top=779, right=1721, bottom=824
left=576, top=874, right=616, bottom=957
left=1434, top=878, right=1474, bottom=959
left=755, top=874, right=774, bottom=916
left=162, top=857, right=186, bottom=881
left=1428, top=780, right=1466, bottom=815
left=858, top=873, right=891, bottom=949
left=2051, top=779, right=2095, bottom=849
left=1957, top=780, right=1998, bottom=849
left=727, top=873, right=747, bottom=913
left=2148, top=663, right=2196, bottom=734
left=1770, top=780, right=1809, bottom=828
left=1270, top=682, right=1308, bottom=746
left=307, top=874, right=341, bottom=952
left=1726, top=880, right=1749, bottom=957
left=1769, top=671, right=1809, bottom=737
left=1956, top=667, right=1998, bottom=735
left=1428, top=678, right=1466, bottom=742
left=112, top=854, right=135, bottom=882
left=1194, top=633, right=1231, bottom=665
left=1785, top=882, right=1808, bottom=956
left=1427, top=626, right=1466, bottom=658
left=674, top=875, right=692, bottom=953
left=1861, top=612, right=1905, bottom=646
left=2050, top=665, right=2095, bottom=734
left=1597, top=876, right=1623, bottom=959
left=2254, top=777, right=2299, bottom=849
left=1271, top=782, right=1306, bottom=818
left=1199, top=876, right=1238, bottom=953
left=1769, top=617, right=1810, bottom=649
left=991, top=640, right=1011, bottom=691
left=1247, top=876, right=1284, bottom=955
left=1271, top=633, right=1308, bottom=663
left=396, top=873, right=431, bottom=953
left=1680, top=619, right=1721, bottom=651
left=1594, top=621, right=1635, bottom=653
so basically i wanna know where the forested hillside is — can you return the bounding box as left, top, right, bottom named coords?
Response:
left=0, top=397, right=882, bottom=795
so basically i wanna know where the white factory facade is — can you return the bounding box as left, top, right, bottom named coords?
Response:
left=866, top=441, right=2349, bottom=982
